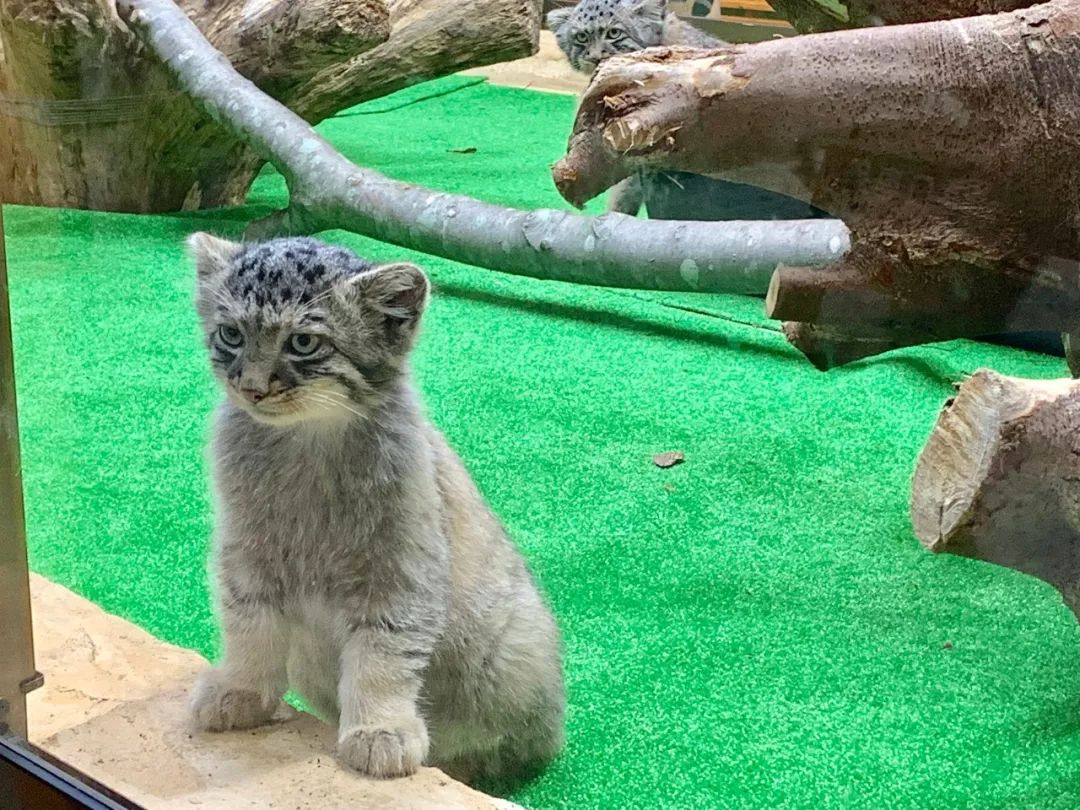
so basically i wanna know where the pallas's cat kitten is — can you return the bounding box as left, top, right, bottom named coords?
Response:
left=187, top=233, right=565, bottom=782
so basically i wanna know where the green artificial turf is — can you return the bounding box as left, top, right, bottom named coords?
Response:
left=7, top=76, right=1080, bottom=809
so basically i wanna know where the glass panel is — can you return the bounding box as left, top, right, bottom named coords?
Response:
left=3, top=2, right=1078, bottom=807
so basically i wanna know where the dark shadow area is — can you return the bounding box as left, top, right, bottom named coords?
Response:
left=434, top=281, right=798, bottom=364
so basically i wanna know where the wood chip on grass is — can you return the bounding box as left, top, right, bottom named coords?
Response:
left=653, top=451, right=685, bottom=469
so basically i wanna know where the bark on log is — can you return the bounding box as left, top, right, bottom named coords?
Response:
left=202, top=0, right=390, bottom=96
left=553, top=1, right=1080, bottom=366
left=114, top=0, right=849, bottom=293
left=911, top=370, right=1080, bottom=622
left=769, top=0, right=1037, bottom=32
left=0, top=0, right=537, bottom=212
left=781, top=321, right=939, bottom=370
left=291, top=0, right=542, bottom=123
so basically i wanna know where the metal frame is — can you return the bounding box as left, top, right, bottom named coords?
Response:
left=0, top=733, right=143, bottom=809
left=0, top=206, right=40, bottom=740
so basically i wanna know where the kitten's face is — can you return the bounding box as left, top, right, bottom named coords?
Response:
left=547, top=0, right=666, bottom=74
left=189, top=234, right=428, bottom=427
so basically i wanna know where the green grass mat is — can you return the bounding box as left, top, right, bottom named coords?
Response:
left=7, top=76, right=1080, bottom=809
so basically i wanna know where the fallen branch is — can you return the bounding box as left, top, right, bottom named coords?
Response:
left=115, top=0, right=849, bottom=294
left=553, top=2, right=1080, bottom=362
left=911, top=370, right=1080, bottom=621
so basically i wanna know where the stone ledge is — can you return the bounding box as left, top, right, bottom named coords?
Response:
left=26, top=575, right=522, bottom=810
left=462, top=31, right=586, bottom=96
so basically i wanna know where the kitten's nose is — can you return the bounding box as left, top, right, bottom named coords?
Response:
left=238, top=378, right=286, bottom=404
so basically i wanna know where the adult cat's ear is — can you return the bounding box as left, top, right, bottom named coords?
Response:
left=351, top=263, right=430, bottom=324
left=632, top=0, right=666, bottom=21
left=546, top=7, right=573, bottom=32
left=186, top=232, right=241, bottom=280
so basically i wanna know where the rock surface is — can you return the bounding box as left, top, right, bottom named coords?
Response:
left=27, top=575, right=522, bottom=810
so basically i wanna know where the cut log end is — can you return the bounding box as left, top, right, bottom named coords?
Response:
left=765, top=264, right=819, bottom=321
left=550, top=161, right=586, bottom=210
left=911, top=370, right=1080, bottom=610
left=910, top=370, right=1009, bottom=553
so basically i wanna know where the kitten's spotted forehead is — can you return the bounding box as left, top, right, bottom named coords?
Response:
left=569, top=0, right=629, bottom=24
left=224, top=238, right=370, bottom=308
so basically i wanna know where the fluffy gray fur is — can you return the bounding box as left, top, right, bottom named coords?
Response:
left=187, top=233, right=565, bottom=784
left=547, top=0, right=725, bottom=215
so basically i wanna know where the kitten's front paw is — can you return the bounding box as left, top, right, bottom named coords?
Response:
left=337, top=717, right=429, bottom=778
left=189, top=669, right=275, bottom=732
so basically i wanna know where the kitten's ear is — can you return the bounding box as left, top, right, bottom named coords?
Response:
left=631, top=0, right=666, bottom=21
left=352, top=263, right=430, bottom=323
left=186, top=232, right=241, bottom=280
left=546, top=7, right=573, bottom=31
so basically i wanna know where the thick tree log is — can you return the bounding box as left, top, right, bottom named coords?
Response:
left=200, top=0, right=391, bottom=96
left=0, top=0, right=536, bottom=212
left=769, top=0, right=1037, bottom=32
left=0, top=0, right=389, bottom=211
left=553, top=2, right=1080, bottom=366
left=114, top=0, right=849, bottom=292
left=911, top=370, right=1080, bottom=621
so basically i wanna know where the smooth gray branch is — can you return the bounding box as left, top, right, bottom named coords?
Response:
left=117, top=0, right=850, bottom=294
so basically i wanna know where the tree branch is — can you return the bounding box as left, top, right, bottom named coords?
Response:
left=115, top=0, right=850, bottom=294
left=765, top=248, right=1080, bottom=335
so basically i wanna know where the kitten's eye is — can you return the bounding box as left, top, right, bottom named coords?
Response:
left=573, top=31, right=590, bottom=44
left=288, top=333, right=321, bottom=356
left=218, top=325, right=243, bottom=348
left=606, top=27, right=624, bottom=39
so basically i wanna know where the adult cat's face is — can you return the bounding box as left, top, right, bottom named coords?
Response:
left=547, top=0, right=665, bottom=74
left=188, top=233, right=428, bottom=426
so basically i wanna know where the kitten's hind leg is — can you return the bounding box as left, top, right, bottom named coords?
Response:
left=286, top=633, right=341, bottom=723
left=437, top=722, right=563, bottom=793
left=190, top=602, right=289, bottom=732
left=429, top=600, right=565, bottom=787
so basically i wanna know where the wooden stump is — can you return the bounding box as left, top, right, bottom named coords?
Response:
left=911, top=369, right=1080, bottom=620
